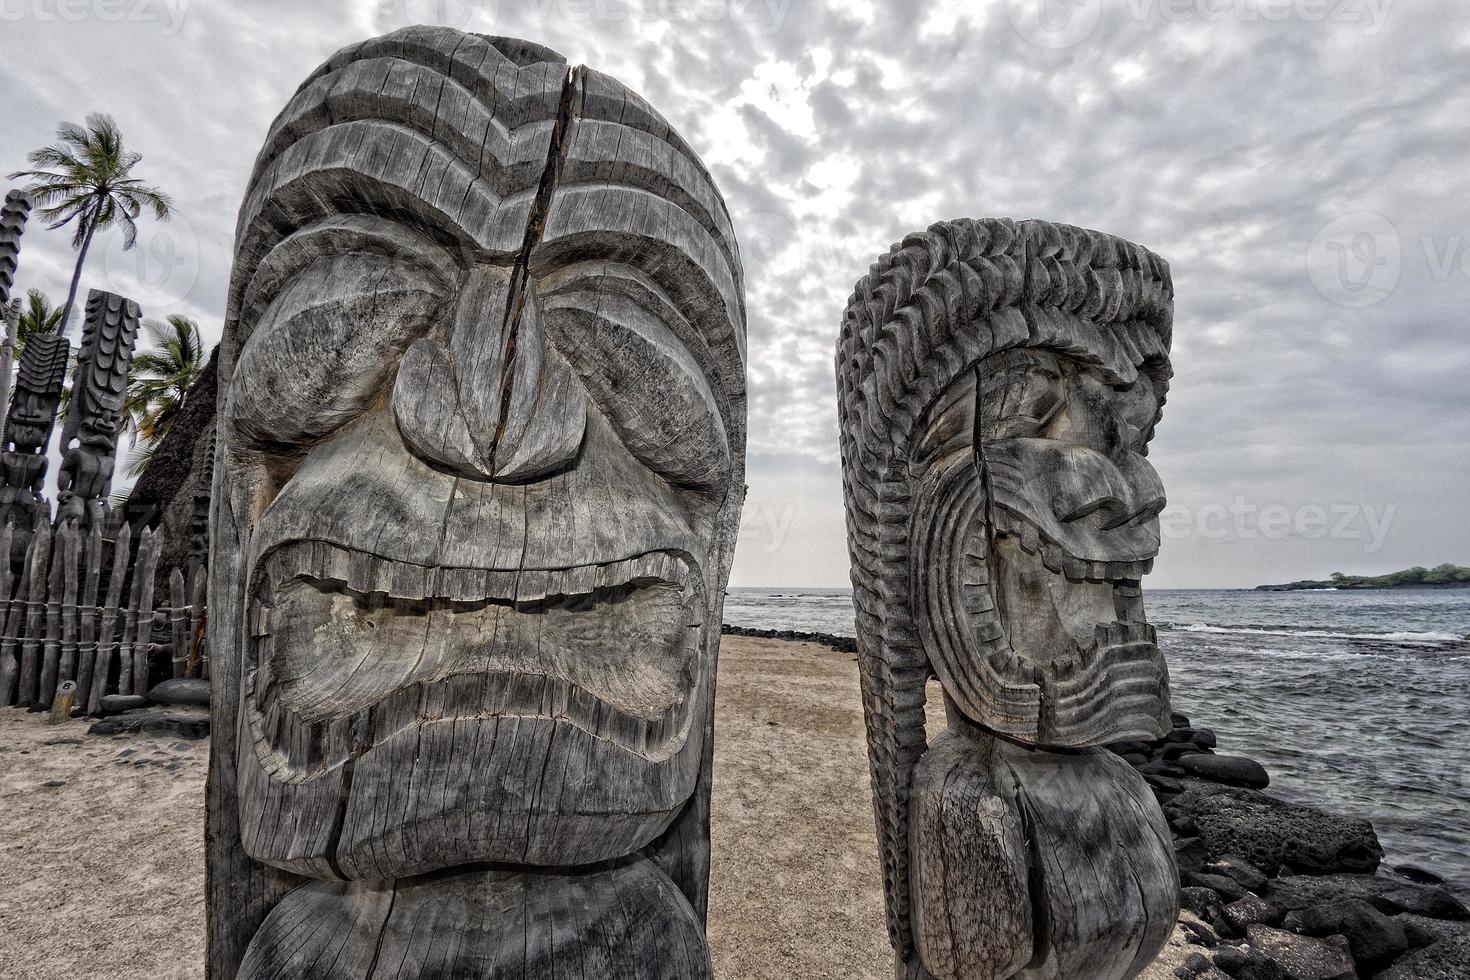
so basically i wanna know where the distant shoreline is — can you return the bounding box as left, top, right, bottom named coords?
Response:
left=1255, top=580, right=1470, bottom=592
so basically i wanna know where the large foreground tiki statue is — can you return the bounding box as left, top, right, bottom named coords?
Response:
left=207, top=26, right=746, bottom=978
left=838, top=219, right=1180, bottom=980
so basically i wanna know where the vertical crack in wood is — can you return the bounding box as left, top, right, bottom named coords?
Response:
left=361, top=883, right=399, bottom=980
left=491, top=64, right=581, bottom=470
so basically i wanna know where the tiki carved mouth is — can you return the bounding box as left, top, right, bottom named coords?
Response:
left=985, top=510, right=1167, bottom=740
left=245, top=542, right=704, bottom=781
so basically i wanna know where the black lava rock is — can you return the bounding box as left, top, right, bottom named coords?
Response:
left=1220, top=895, right=1283, bottom=936
left=1184, top=886, right=1227, bottom=921
left=146, top=677, right=211, bottom=707
left=1373, top=934, right=1470, bottom=979
left=1267, top=874, right=1469, bottom=921
left=1193, top=728, right=1219, bottom=749
left=1204, top=855, right=1270, bottom=893
left=1189, top=872, right=1251, bottom=904
left=1169, top=785, right=1383, bottom=876
left=99, top=694, right=149, bottom=714
left=1179, top=754, right=1270, bottom=789
left=1177, top=837, right=1211, bottom=875
left=1397, top=914, right=1470, bottom=949
left=88, top=708, right=209, bottom=740
left=1394, top=864, right=1445, bottom=885
left=1245, top=925, right=1355, bottom=980
left=1299, top=898, right=1406, bottom=969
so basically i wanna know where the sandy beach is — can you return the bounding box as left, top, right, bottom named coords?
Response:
left=0, top=636, right=1201, bottom=979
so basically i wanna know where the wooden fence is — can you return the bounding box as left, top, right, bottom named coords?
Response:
left=0, top=509, right=206, bottom=716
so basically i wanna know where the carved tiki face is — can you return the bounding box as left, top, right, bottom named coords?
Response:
left=214, top=28, right=745, bottom=881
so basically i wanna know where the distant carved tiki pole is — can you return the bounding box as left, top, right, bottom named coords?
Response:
left=0, top=189, right=30, bottom=309
left=837, top=219, right=1180, bottom=980
left=0, top=333, right=70, bottom=555
left=207, top=26, right=746, bottom=979
left=0, top=190, right=33, bottom=437
left=56, top=289, right=142, bottom=528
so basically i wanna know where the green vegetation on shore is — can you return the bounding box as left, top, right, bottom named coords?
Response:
left=1256, top=564, right=1470, bottom=591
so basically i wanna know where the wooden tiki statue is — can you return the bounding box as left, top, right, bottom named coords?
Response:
left=837, top=219, right=1180, bottom=980
left=207, top=27, right=746, bottom=979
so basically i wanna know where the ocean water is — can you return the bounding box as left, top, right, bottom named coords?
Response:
left=724, top=586, right=1470, bottom=891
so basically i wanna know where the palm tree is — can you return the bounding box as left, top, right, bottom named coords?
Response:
left=123, top=314, right=205, bottom=448
left=13, top=289, right=65, bottom=357
left=8, top=113, right=173, bottom=336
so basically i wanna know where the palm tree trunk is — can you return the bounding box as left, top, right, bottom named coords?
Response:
left=58, top=199, right=99, bottom=339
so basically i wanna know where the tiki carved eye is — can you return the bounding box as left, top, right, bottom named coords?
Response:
left=228, top=253, right=448, bottom=452
left=543, top=287, right=731, bottom=491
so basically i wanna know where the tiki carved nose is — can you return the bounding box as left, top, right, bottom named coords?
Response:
left=393, top=266, right=587, bottom=483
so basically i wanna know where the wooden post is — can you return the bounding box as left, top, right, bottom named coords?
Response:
left=17, top=522, right=52, bottom=706
left=48, top=679, right=76, bottom=724
left=129, top=528, right=159, bottom=698
left=58, top=522, right=81, bottom=688
left=88, top=521, right=131, bottom=715
left=0, top=534, right=33, bottom=706
left=169, top=567, right=187, bottom=678
left=38, top=522, right=71, bottom=706
left=75, top=519, right=105, bottom=708
left=188, top=564, right=207, bottom=678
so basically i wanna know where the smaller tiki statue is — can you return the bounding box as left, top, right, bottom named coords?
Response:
left=0, top=332, right=71, bottom=547
left=838, top=218, right=1180, bottom=980
left=56, top=289, right=141, bottom=527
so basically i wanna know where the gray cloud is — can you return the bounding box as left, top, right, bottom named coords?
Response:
left=1, top=0, right=1466, bottom=587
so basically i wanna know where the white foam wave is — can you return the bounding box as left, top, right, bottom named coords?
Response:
left=1169, top=624, right=1465, bottom=644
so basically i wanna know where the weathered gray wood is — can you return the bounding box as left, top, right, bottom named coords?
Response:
left=129, top=527, right=159, bottom=697
left=56, top=522, right=81, bottom=696
left=56, top=290, right=141, bottom=527
left=87, top=521, right=131, bottom=714
left=48, top=679, right=75, bottom=724
left=238, top=860, right=713, bottom=980
left=0, top=335, right=70, bottom=547
left=37, top=522, right=71, bottom=705
left=74, top=520, right=105, bottom=708
left=209, top=26, right=746, bottom=978
left=837, top=218, right=1179, bottom=978
left=167, top=567, right=187, bottom=677
left=188, top=563, right=207, bottom=677
left=19, top=522, right=54, bottom=706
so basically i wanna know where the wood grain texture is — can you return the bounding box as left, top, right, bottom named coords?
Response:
left=56, top=290, right=141, bottom=527
left=0, top=332, right=70, bottom=545
left=209, top=25, right=745, bottom=978
left=837, top=219, right=1179, bottom=977
left=238, top=859, right=713, bottom=980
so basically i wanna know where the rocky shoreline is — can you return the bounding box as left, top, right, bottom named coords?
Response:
left=723, top=625, right=1470, bottom=979
left=1118, top=711, right=1468, bottom=979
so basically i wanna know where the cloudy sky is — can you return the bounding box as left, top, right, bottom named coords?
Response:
left=2, top=0, right=1466, bottom=588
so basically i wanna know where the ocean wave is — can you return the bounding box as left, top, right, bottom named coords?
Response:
left=1165, top=623, right=1466, bottom=645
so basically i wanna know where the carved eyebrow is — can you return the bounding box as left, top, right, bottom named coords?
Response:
left=238, top=215, right=459, bottom=343
left=536, top=259, right=741, bottom=432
